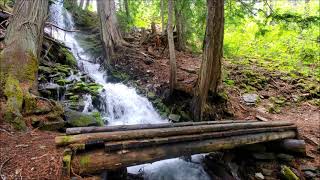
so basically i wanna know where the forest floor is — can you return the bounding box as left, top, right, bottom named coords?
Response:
left=113, top=33, right=320, bottom=169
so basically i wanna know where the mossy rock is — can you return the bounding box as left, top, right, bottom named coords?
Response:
left=65, top=109, right=104, bottom=127
left=60, top=48, right=77, bottom=67
left=111, top=71, right=130, bottom=82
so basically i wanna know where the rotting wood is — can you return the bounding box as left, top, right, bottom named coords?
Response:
left=104, top=125, right=297, bottom=152
left=70, top=131, right=296, bottom=174
left=66, top=120, right=258, bottom=135
left=56, top=121, right=294, bottom=146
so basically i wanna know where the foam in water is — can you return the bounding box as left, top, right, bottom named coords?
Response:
left=48, top=1, right=211, bottom=179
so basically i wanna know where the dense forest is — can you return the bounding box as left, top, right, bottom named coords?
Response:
left=0, top=0, right=319, bottom=179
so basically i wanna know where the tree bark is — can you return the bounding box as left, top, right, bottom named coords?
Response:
left=70, top=131, right=296, bottom=174
left=174, top=1, right=186, bottom=51
left=124, top=0, right=130, bottom=22
left=56, top=121, right=294, bottom=146
left=98, top=0, right=123, bottom=64
left=79, top=0, right=85, bottom=9
left=85, top=0, right=91, bottom=10
left=192, top=0, right=224, bottom=121
left=66, top=120, right=258, bottom=135
left=0, top=0, right=48, bottom=130
left=161, top=0, right=165, bottom=35
left=167, top=0, right=177, bottom=96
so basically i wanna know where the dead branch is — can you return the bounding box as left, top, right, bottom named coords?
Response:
left=45, top=22, right=80, bottom=32
left=0, top=155, right=14, bottom=180
left=44, top=35, right=71, bottom=50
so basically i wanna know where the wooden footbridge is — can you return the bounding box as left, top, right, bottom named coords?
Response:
left=55, top=120, right=303, bottom=176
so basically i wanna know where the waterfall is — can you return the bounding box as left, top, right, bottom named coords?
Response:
left=48, top=1, right=210, bottom=179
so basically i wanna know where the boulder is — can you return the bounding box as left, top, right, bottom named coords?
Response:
left=65, top=109, right=104, bottom=127
left=168, top=114, right=181, bottom=122
left=242, top=93, right=259, bottom=105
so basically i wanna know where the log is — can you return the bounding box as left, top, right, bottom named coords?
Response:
left=56, top=121, right=294, bottom=146
left=66, top=120, right=258, bottom=135
left=277, top=139, right=306, bottom=154
left=104, top=125, right=297, bottom=151
left=71, top=131, right=296, bottom=174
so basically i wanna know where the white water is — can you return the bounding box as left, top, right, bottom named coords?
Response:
left=48, top=1, right=210, bottom=179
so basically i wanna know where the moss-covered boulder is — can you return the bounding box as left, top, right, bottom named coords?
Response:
left=65, top=109, right=104, bottom=127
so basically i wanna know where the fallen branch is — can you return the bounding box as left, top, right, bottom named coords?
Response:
left=0, top=155, right=14, bottom=180
left=44, top=35, right=71, bottom=50
left=45, top=22, right=80, bottom=32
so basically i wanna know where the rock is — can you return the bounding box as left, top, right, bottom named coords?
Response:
left=143, top=57, right=154, bottom=65
left=147, top=91, right=156, bottom=100
left=65, top=109, right=104, bottom=127
left=304, top=171, right=316, bottom=179
left=281, top=165, right=299, bottom=180
left=277, top=153, right=294, bottom=162
left=168, top=114, right=181, bottom=122
left=242, top=93, right=259, bottom=105
left=252, top=153, right=276, bottom=160
left=39, top=121, right=66, bottom=131
left=255, top=172, right=265, bottom=180
left=180, top=111, right=192, bottom=121
left=261, top=168, right=273, bottom=176
left=301, top=166, right=318, bottom=172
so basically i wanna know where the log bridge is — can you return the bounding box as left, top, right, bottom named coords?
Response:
left=55, top=120, right=302, bottom=176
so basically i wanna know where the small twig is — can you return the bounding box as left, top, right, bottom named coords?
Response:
left=0, top=155, right=14, bottom=180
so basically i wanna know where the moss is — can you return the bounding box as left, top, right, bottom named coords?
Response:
left=281, top=165, right=299, bottom=180
left=90, top=112, right=104, bottom=126
left=60, top=48, right=76, bottom=67
left=62, top=149, right=72, bottom=176
left=23, top=93, right=37, bottom=114
left=3, top=75, right=26, bottom=130
left=79, top=155, right=90, bottom=168
left=111, top=71, right=130, bottom=82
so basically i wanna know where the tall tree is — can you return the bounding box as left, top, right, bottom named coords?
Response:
left=192, top=0, right=224, bottom=121
left=79, top=0, right=85, bottom=9
left=161, top=0, right=165, bottom=35
left=0, top=0, right=48, bottom=129
left=167, top=0, right=177, bottom=95
left=97, top=0, right=124, bottom=64
left=85, top=0, right=91, bottom=10
left=124, top=0, right=130, bottom=22
left=174, top=1, right=186, bottom=51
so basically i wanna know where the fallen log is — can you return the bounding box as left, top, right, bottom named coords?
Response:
left=273, top=139, right=306, bottom=155
left=104, top=125, right=297, bottom=151
left=56, top=121, right=294, bottom=146
left=66, top=120, right=258, bottom=135
left=71, top=131, right=296, bottom=174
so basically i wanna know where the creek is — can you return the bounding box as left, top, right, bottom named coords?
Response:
left=48, top=1, right=210, bottom=179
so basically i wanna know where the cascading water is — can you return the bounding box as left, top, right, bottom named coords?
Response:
left=48, top=1, right=210, bottom=179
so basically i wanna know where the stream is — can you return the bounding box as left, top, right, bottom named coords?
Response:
left=48, top=1, right=211, bottom=179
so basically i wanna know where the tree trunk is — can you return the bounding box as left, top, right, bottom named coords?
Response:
left=70, top=131, right=296, bottom=175
left=0, top=0, right=48, bottom=130
left=124, top=0, right=130, bottom=22
left=56, top=121, right=294, bottom=146
left=192, top=0, right=224, bottom=121
left=85, top=0, right=91, bottom=10
left=161, top=0, right=165, bottom=35
left=174, top=2, right=186, bottom=51
left=167, top=0, right=177, bottom=96
left=79, top=0, right=85, bottom=9
left=97, top=0, right=123, bottom=64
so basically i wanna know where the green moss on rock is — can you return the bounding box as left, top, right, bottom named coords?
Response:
left=65, top=109, right=104, bottom=127
left=3, top=75, right=26, bottom=130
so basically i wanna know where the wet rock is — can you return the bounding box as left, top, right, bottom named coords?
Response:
left=301, top=166, right=317, bottom=173
left=242, top=93, right=259, bottom=105
left=261, top=168, right=273, bottom=176
left=65, top=109, right=103, bottom=127
left=277, top=153, right=294, bottom=162
left=304, top=171, right=316, bottom=179
left=281, top=165, right=299, bottom=180
left=252, top=153, right=276, bottom=160
left=147, top=91, right=156, bottom=100
left=255, top=172, right=265, bottom=180
left=168, top=114, right=181, bottom=122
